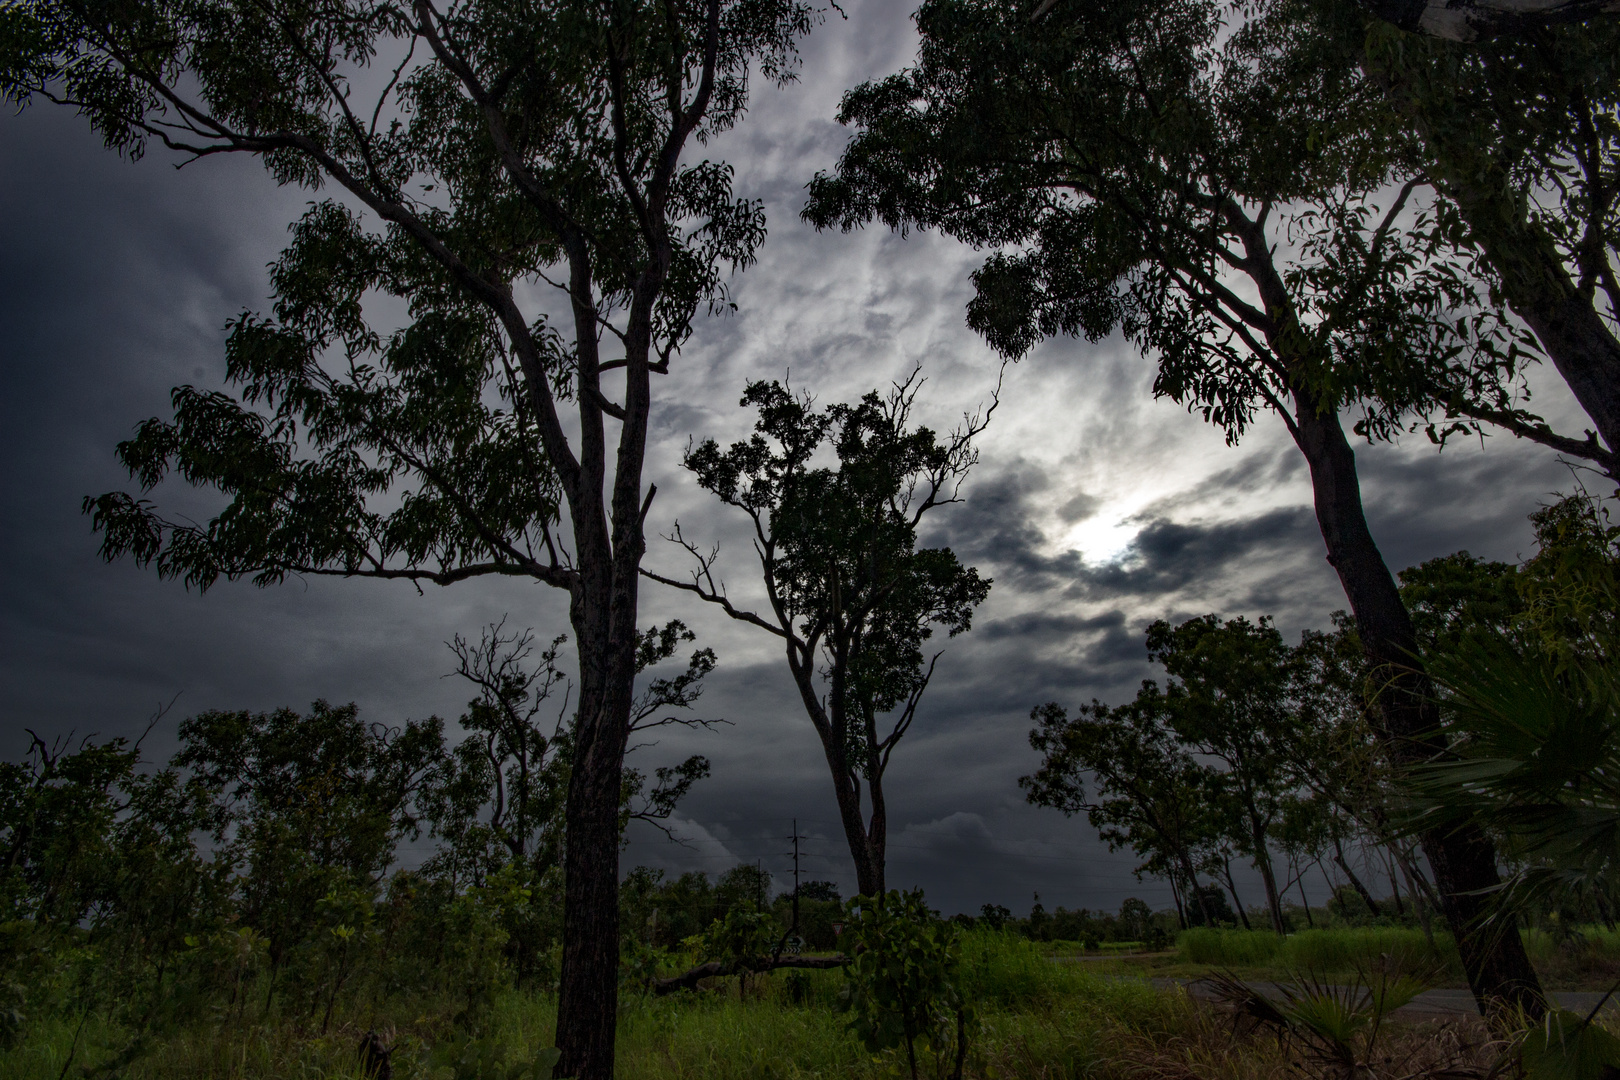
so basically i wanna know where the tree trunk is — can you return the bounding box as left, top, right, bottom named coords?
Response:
left=553, top=326, right=649, bottom=1077
left=1296, top=867, right=1316, bottom=928
left=1384, top=850, right=1407, bottom=917
left=824, top=757, right=883, bottom=897
left=1252, top=828, right=1288, bottom=935
left=1220, top=858, right=1253, bottom=931
left=864, top=758, right=889, bottom=895
left=790, top=660, right=886, bottom=896
left=1396, top=849, right=1439, bottom=947
left=552, top=598, right=635, bottom=1078
left=1176, top=852, right=1212, bottom=927
left=1332, top=836, right=1382, bottom=916
left=1289, top=393, right=1545, bottom=1018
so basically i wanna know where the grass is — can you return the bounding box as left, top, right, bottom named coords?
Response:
left=1177, top=926, right=1459, bottom=976
left=1159, top=925, right=1620, bottom=991
left=0, top=933, right=1187, bottom=1080
left=5, top=929, right=1619, bottom=1078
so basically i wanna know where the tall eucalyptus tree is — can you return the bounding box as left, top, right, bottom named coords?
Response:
left=804, top=0, right=1543, bottom=1014
left=0, top=0, right=817, bottom=1073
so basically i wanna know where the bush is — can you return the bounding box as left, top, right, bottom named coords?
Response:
left=841, top=891, right=968, bottom=1080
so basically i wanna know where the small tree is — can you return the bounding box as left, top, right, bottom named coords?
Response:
left=1147, top=616, right=1303, bottom=935
left=423, top=618, right=713, bottom=979
left=648, top=374, right=991, bottom=895
left=1022, top=696, right=1220, bottom=931
left=178, top=701, right=443, bottom=996
left=424, top=624, right=574, bottom=891
left=841, top=890, right=968, bottom=1080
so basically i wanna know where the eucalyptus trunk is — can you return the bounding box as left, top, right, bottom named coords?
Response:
left=1251, top=829, right=1288, bottom=936
left=1223, top=198, right=1547, bottom=1017
left=791, top=657, right=887, bottom=896
left=1289, top=391, right=1544, bottom=1018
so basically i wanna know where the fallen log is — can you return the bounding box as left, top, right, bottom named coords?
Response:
left=652, top=954, right=848, bottom=996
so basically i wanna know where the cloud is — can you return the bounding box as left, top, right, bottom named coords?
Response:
left=1075, top=507, right=1320, bottom=599
left=0, top=0, right=1594, bottom=920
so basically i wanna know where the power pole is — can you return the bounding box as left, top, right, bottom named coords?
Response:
left=787, top=819, right=804, bottom=935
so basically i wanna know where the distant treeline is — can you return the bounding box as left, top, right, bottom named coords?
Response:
left=1022, top=493, right=1620, bottom=942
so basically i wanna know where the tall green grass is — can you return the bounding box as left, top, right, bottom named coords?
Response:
left=958, top=930, right=1172, bottom=1016
left=1177, top=927, right=1460, bottom=976
left=1523, top=926, right=1620, bottom=964
left=0, top=933, right=1187, bottom=1080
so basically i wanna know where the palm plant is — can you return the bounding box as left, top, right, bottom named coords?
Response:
left=1414, top=637, right=1620, bottom=921
left=1410, top=494, right=1620, bottom=923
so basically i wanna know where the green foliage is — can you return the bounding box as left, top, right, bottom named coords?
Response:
left=1409, top=495, right=1620, bottom=919
left=178, top=701, right=441, bottom=971
left=698, top=910, right=781, bottom=968
left=1521, top=1011, right=1620, bottom=1080
left=840, top=891, right=969, bottom=1080
left=0, top=629, right=711, bottom=1050
left=1399, top=551, right=1524, bottom=656
left=1519, top=496, right=1620, bottom=672
left=619, top=864, right=790, bottom=954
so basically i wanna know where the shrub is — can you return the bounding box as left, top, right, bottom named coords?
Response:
left=841, top=891, right=968, bottom=1080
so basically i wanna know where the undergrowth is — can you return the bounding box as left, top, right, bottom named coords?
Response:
left=3, top=930, right=1617, bottom=1079
left=0, top=933, right=1185, bottom=1080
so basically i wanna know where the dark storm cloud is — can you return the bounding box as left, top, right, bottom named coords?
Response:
left=1075, top=507, right=1319, bottom=599
left=923, top=460, right=1082, bottom=588
left=932, top=455, right=1320, bottom=604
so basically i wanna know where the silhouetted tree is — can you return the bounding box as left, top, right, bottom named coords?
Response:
left=649, top=374, right=992, bottom=895
left=1023, top=695, right=1219, bottom=930
left=2, top=0, right=821, bottom=1070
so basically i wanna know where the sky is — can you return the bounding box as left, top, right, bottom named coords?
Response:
left=0, top=0, right=1588, bottom=917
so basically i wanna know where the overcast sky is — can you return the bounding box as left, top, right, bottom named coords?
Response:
left=0, top=0, right=1587, bottom=916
